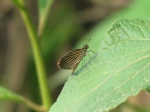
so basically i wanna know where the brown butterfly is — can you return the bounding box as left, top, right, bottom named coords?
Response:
left=57, top=40, right=92, bottom=74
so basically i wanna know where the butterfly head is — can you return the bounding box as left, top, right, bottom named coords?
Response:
left=83, top=44, right=89, bottom=50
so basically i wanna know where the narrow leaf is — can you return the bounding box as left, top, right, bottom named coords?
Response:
left=37, top=0, right=54, bottom=36
left=0, top=86, right=45, bottom=111
left=0, top=86, right=23, bottom=102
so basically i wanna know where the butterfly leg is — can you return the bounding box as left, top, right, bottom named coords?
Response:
left=86, top=50, right=96, bottom=58
left=88, top=50, right=96, bottom=54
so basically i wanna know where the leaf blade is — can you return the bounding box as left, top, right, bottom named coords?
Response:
left=49, top=18, right=150, bottom=112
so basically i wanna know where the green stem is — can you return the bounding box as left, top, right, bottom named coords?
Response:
left=13, top=0, right=51, bottom=111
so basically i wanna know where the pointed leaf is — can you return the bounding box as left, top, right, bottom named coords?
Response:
left=49, top=18, right=150, bottom=112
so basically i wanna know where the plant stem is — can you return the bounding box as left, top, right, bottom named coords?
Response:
left=21, top=96, right=46, bottom=112
left=13, top=0, right=51, bottom=111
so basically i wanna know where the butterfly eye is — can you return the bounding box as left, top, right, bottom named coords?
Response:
left=85, top=45, right=89, bottom=49
left=83, top=44, right=89, bottom=49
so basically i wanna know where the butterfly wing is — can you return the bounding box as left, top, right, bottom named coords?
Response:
left=57, top=49, right=86, bottom=71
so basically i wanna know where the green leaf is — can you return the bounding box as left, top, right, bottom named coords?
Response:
left=0, top=86, right=23, bottom=103
left=0, top=86, right=45, bottom=111
left=49, top=18, right=150, bottom=112
left=37, top=0, right=54, bottom=36
left=38, top=0, right=53, bottom=17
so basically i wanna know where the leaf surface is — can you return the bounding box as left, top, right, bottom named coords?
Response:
left=49, top=18, right=150, bottom=112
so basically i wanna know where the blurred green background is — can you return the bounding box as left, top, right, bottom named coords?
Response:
left=0, top=0, right=150, bottom=112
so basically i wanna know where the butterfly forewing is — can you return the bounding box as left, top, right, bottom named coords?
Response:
left=57, top=49, right=86, bottom=70
left=57, top=44, right=89, bottom=73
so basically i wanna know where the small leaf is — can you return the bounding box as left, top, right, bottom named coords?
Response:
left=37, top=0, right=54, bottom=36
left=49, top=18, right=150, bottom=112
left=0, top=86, right=23, bottom=103
left=38, top=0, right=53, bottom=17
left=0, top=86, right=45, bottom=111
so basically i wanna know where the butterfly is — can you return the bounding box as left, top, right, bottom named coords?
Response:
left=57, top=43, right=90, bottom=74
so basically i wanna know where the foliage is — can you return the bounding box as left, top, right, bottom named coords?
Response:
left=0, top=0, right=150, bottom=112
left=49, top=18, right=150, bottom=112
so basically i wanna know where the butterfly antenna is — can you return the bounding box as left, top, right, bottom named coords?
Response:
left=86, top=38, right=91, bottom=44
left=84, top=38, right=91, bottom=43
